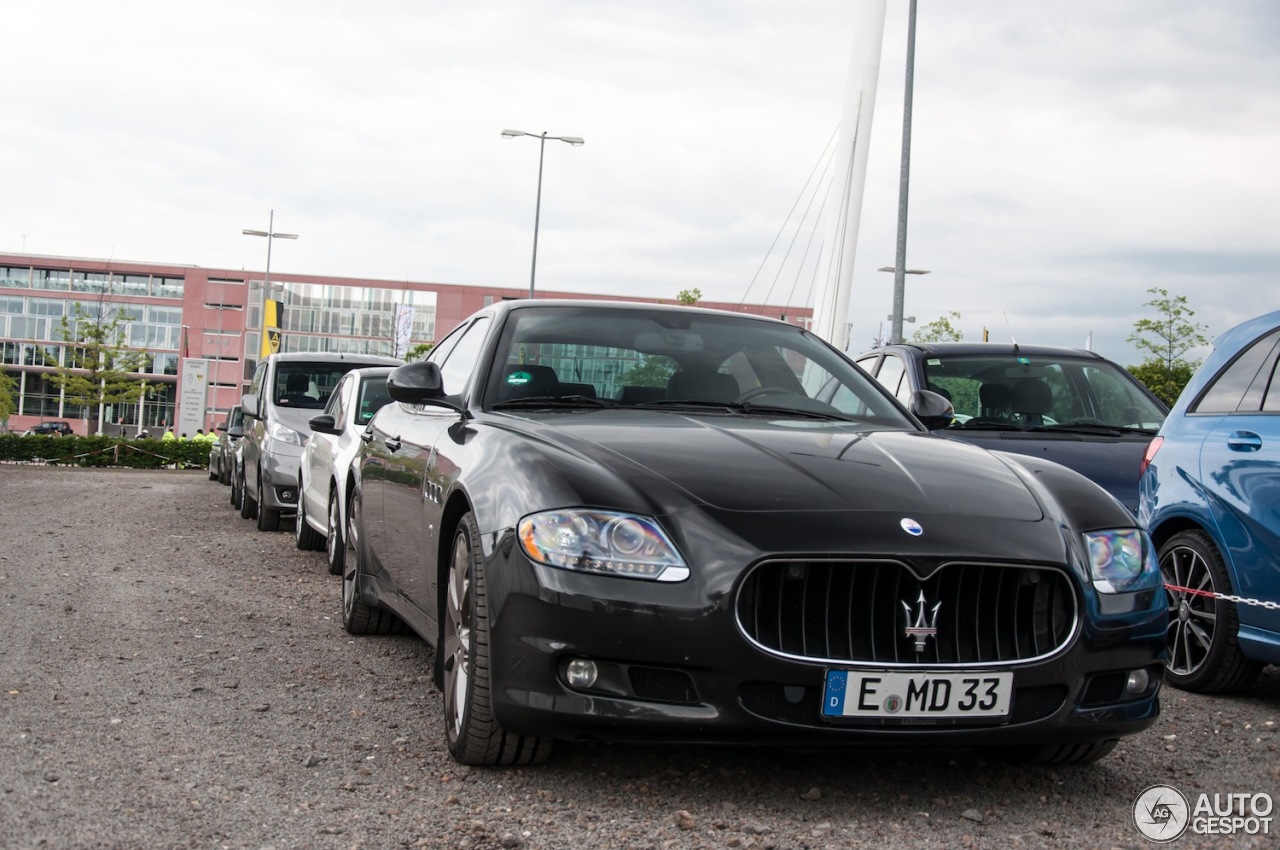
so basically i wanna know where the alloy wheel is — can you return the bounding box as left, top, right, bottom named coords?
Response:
left=1162, top=541, right=1217, bottom=677
left=443, top=531, right=473, bottom=743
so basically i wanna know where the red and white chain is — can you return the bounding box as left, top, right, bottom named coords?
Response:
left=1164, top=583, right=1280, bottom=611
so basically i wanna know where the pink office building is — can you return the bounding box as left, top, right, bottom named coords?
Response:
left=0, top=252, right=811, bottom=435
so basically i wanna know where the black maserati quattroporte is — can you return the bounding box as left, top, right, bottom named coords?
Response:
left=341, top=300, right=1166, bottom=766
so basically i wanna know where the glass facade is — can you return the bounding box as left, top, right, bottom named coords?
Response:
left=0, top=264, right=184, bottom=429
left=243, top=278, right=437, bottom=367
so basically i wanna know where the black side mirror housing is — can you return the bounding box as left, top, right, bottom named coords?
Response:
left=910, top=389, right=955, bottom=431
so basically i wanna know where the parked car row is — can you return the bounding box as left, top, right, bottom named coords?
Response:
left=207, top=302, right=1277, bottom=768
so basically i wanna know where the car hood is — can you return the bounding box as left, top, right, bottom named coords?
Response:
left=510, top=411, right=1044, bottom=521
left=269, top=404, right=324, bottom=436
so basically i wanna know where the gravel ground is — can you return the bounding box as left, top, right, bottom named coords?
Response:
left=1, top=465, right=1277, bottom=850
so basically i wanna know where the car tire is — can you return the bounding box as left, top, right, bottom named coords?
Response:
left=326, top=487, right=344, bottom=576
left=256, top=471, right=281, bottom=532
left=208, top=463, right=218, bottom=481
left=993, top=739, right=1118, bottom=765
left=1160, top=529, right=1263, bottom=694
left=230, top=469, right=239, bottom=507
left=341, top=488, right=405, bottom=636
left=443, top=511, right=551, bottom=767
left=239, top=468, right=258, bottom=520
left=295, top=488, right=325, bottom=551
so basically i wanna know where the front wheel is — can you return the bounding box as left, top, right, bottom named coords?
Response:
left=443, top=511, right=551, bottom=766
left=326, top=488, right=345, bottom=576
left=1160, top=530, right=1262, bottom=693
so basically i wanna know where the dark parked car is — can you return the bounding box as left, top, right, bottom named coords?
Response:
left=1139, top=308, right=1280, bottom=693
left=850, top=343, right=1168, bottom=515
left=24, top=421, right=74, bottom=436
left=213, top=405, right=244, bottom=486
left=342, top=300, right=1166, bottom=767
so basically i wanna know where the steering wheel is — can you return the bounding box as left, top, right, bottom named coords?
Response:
left=734, top=386, right=780, bottom=403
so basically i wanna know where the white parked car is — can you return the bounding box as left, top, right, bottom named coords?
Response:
left=296, top=366, right=395, bottom=573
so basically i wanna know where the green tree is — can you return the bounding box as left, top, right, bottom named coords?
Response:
left=0, top=369, right=16, bottom=430
left=405, top=342, right=434, bottom=362
left=1126, top=287, right=1210, bottom=407
left=48, top=301, right=149, bottom=433
left=1126, top=360, right=1197, bottom=408
left=911, top=311, right=963, bottom=343
left=676, top=288, right=702, bottom=306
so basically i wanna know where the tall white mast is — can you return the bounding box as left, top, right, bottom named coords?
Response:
left=808, top=0, right=887, bottom=349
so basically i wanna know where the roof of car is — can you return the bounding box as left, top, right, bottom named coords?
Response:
left=485, top=298, right=793, bottom=324
left=859, top=342, right=1111, bottom=361
left=264, top=352, right=403, bottom=365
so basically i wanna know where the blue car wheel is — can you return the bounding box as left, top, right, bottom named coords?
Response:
left=1160, top=530, right=1263, bottom=693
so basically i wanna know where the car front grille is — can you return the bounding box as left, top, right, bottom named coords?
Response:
left=736, top=560, right=1077, bottom=667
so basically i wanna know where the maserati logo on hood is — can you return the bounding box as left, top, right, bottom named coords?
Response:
left=900, top=518, right=923, bottom=536
left=902, top=590, right=941, bottom=653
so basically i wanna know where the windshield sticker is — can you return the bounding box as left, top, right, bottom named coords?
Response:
left=507, top=371, right=533, bottom=386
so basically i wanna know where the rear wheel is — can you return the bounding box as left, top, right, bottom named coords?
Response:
left=256, top=471, right=280, bottom=532
left=326, top=488, right=345, bottom=576
left=443, top=511, right=551, bottom=766
left=341, top=489, right=404, bottom=635
left=229, top=468, right=240, bottom=507
left=295, top=486, right=325, bottom=551
left=1160, top=530, right=1263, bottom=693
left=239, top=467, right=257, bottom=519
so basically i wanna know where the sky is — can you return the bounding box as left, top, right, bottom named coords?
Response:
left=4, top=1, right=1278, bottom=366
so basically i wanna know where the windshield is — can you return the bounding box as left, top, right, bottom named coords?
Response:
left=484, top=305, right=912, bottom=429
left=273, top=364, right=355, bottom=410
left=921, top=353, right=1167, bottom=430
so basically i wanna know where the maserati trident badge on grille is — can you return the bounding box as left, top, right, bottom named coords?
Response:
left=902, top=590, right=941, bottom=653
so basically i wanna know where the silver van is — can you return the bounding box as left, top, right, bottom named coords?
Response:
left=239, top=351, right=401, bottom=531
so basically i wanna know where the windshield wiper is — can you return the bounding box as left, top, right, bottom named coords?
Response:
left=1028, top=423, right=1152, bottom=436
left=492, top=395, right=616, bottom=410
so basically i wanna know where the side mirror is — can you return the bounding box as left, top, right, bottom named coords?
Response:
left=227, top=425, right=244, bottom=439
left=387, top=361, right=463, bottom=412
left=241, top=393, right=260, bottom=419
left=910, top=389, right=955, bottom=431
left=216, top=423, right=227, bottom=433
left=308, top=414, right=340, bottom=435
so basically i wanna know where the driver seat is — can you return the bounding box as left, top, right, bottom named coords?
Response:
left=1012, top=379, right=1054, bottom=426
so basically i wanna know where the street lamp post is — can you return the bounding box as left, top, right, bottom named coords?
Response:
left=242, top=209, right=299, bottom=293
left=879, top=266, right=929, bottom=343
left=501, top=129, right=585, bottom=298
left=889, top=0, right=920, bottom=346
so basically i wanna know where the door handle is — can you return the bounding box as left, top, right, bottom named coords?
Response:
left=384, top=436, right=402, bottom=453
left=1226, top=430, right=1262, bottom=452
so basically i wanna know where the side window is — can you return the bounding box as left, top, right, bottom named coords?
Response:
left=438, top=316, right=493, bottom=395
left=249, top=361, right=268, bottom=396
left=324, top=374, right=349, bottom=423
left=1193, top=329, right=1280, bottom=414
left=874, top=355, right=911, bottom=404
left=427, top=323, right=467, bottom=366
left=854, top=355, right=880, bottom=376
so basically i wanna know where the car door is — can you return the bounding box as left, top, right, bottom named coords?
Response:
left=380, top=315, right=492, bottom=627
left=1192, top=327, right=1280, bottom=636
left=304, top=372, right=351, bottom=528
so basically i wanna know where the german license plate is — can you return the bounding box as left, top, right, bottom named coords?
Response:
left=822, top=670, right=1013, bottom=719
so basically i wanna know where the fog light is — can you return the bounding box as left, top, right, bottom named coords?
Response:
left=565, top=659, right=599, bottom=689
left=1124, top=668, right=1151, bottom=697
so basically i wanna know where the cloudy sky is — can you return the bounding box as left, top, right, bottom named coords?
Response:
left=4, top=1, right=1277, bottom=365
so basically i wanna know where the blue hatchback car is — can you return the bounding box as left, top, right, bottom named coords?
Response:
left=1139, top=308, right=1280, bottom=693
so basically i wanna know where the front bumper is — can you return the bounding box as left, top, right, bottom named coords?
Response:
left=259, top=442, right=304, bottom=512
left=478, top=531, right=1166, bottom=749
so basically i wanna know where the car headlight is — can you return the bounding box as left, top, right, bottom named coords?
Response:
left=266, top=419, right=306, bottom=447
left=517, top=510, right=689, bottom=582
left=1084, top=529, right=1161, bottom=594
